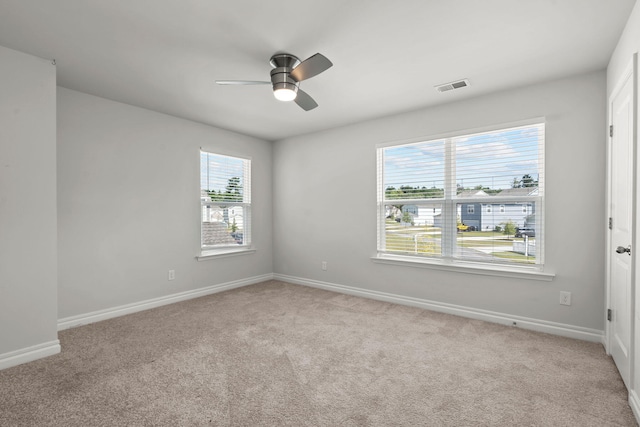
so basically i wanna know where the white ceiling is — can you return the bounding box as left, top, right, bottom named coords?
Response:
left=0, top=0, right=635, bottom=141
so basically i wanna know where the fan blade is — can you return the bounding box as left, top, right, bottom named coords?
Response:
left=294, top=89, right=318, bottom=111
left=215, top=80, right=270, bottom=85
left=290, top=53, right=332, bottom=82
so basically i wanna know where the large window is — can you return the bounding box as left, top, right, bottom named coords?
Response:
left=377, top=121, right=544, bottom=268
left=200, top=151, right=251, bottom=252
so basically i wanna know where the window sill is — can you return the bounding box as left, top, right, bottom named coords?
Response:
left=371, top=254, right=555, bottom=282
left=196, top=247, right=256, bottom=261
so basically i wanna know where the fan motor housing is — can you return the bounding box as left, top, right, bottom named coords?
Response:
left=270, top=54, right=301, bottom=94
left=269, top=53, right=301, bottom=69
left=270, top=67, right=299, bottom=94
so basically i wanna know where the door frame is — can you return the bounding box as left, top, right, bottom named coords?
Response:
left=605, top=54, right=637, bottom=388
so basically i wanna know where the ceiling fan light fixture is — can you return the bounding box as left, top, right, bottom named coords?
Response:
left=273, top=83, right=298, bottom=102
left=216, top=52, right=332, bottom=110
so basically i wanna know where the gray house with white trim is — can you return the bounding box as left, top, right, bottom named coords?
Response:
left=460, top=187, right=537, bottom=231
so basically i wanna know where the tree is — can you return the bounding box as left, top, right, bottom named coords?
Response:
left=208, top=177, right=243, bottom=202
left=511, top=177, right=521, bottom=188
left=208, top=189, right=225, bottom=201
left=521, top=174, right=537, bottom=188
left=512, top=174, right=538, bottom=188
left=385, top=185, right=444, bottom=200
left=208, top=177, right=243, bottom=227
left=501, top=220, right=516, bottom=238
left=225, top=177, right=243, bottom=201
left=402, top=211, right=414, bottom=226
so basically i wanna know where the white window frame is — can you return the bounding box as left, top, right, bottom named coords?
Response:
left=198, top=150, right=254, bottom=260
left=374, top=119, right=551, bottom=279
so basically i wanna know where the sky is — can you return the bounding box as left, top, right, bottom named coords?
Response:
left=200, top=151, right=246, bottom=193
left=383, top=123, right=543, bottom=192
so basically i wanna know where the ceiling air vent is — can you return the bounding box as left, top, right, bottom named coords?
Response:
left=435, top=79, right=470, bottom=93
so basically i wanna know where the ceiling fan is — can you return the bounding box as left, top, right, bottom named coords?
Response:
left=216, top=52, right=333, bottom=111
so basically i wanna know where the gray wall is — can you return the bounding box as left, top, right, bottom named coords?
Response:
left=273, top=70, right=606, bottom=331
left=57, top=88, right=273, bottom=319
left=0, top=40, right=614, bottom=367
left=0, top=46, right=58, bottom=358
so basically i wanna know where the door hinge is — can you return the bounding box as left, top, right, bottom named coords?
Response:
left=610, top=125, right=614, bottom=138
left=607, top=309, right=612, bottom=321
left=609, top=217, right=613, bottom=230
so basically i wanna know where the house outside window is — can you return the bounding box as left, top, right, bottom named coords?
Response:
left=377, top=121, right=544, bottom=268
left=200, top=151, right=251, bottom=253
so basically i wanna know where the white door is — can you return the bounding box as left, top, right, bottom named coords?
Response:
left=608, top=60, right=635, bottom=389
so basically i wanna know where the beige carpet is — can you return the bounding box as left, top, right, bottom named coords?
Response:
left=0, top=280, right=636, bottom=426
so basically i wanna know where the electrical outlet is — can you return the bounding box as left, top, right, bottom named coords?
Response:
left=321, top=261, right=327, bottom=271
left=168, top=269, right=175, bottom=281
left=559, top=291, right=571, bottom=306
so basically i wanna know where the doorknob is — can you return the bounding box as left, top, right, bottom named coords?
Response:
left=616, top=245, right=631, bottom=255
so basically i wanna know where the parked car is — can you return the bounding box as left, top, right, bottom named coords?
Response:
left=515, top=227, right=535, bottom=238
left=457, top=224, right=475, bottom=232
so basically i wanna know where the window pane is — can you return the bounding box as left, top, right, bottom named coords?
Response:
left=200, top=151, right=251, bottom=249
left=383, top=140, right=445, bottom=200
left=383, top=203, right=442, bottom=256
left=455, top=124, right=542, bottom=193
left=456, top=201, right=537, bottom=264
left=201, top=152, right=249, bottom=203
left=201, top=203, right=245, bottom=246
left=378, top=122, right=543, bottom=267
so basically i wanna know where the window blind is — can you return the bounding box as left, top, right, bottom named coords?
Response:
left=378, top=122, right=544, bottom=267
left=201, top=152, right=250, bottom=204
left=200, top=151, right=251, bottom=249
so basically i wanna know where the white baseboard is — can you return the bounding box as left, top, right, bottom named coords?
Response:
left=0, top=340, right=61, bottom=371
left=273, top=274, right=605, bottom=343
left=57, top=271, right=605, bottom=343
left=629, top=390, right=640, bottom=426
left=58, top=273, right=274, bottom=331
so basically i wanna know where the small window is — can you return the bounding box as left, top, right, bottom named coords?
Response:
left=200, top=151, right=251, bottom=252
left=500, top=205, right=505, bottom=213
left=467, top=205, right=474, bottom=214
left=486, top=205, right=492, bottom=213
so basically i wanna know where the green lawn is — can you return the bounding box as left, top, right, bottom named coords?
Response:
left=384, top=222, right=536, bottom=263
left=386, top=233, right=441, bottom=255
left=491, top=251, right=537, bottom=264
left=457, top=239, right=513, bottom=248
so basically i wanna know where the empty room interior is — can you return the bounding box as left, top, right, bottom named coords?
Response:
left=4, top=1, right=640, bottom=425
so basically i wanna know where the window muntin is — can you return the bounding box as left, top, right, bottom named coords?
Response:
left=377, top=122, right=544, bottom=267
left=200, top=151, right=251, bottom=251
